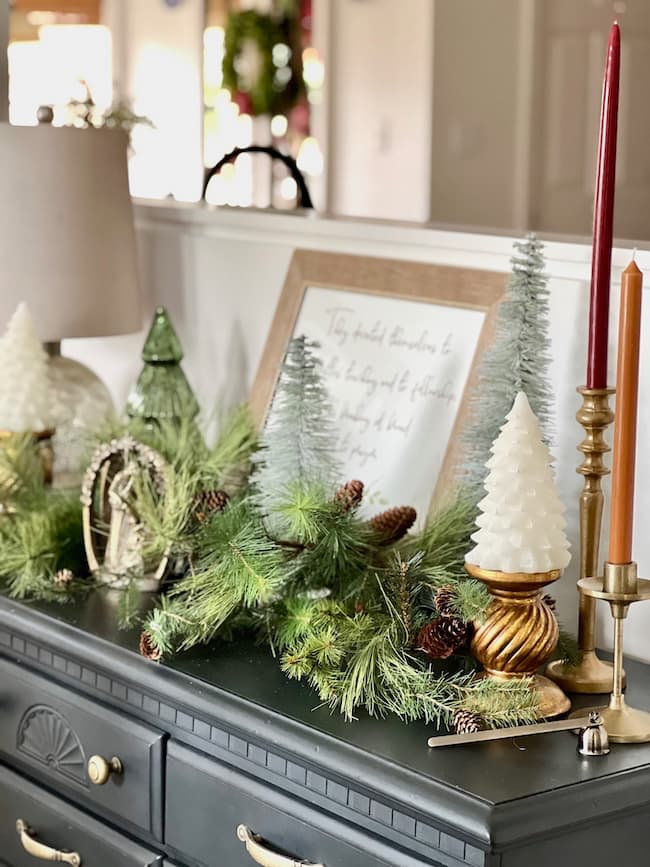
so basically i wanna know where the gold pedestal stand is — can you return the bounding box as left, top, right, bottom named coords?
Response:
left=466, top=564, right=571, bottom=719
left=546, top=387, right=619, bottom=693
left=576, top=563, right=650, bottom=742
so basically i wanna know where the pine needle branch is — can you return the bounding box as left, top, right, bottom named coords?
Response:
left=202, top=404, right=257, bottom=489
left=0, top=492, right=86, bottom=601
left=554, top=627, right=583, bottom=668
left=136, top=464, right=198, bottom=561
left=143, top=499, right=288, bottom=653
left=0, top=432, right=46, bottom=510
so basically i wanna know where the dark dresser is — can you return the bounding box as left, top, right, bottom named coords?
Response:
left=0, top=592, right=649, bottom=867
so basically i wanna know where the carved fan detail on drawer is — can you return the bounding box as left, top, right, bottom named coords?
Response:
left=16, top=705, right=87, bottom=788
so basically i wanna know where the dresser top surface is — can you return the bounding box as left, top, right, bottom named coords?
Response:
left=2, top=590, right=650, bottom=815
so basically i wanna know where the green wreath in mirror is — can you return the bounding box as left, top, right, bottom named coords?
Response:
left=222, top=10, right=304, bottom=116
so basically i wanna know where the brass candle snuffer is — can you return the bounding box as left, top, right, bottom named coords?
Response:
left=428, top=712, right=609, bottom=757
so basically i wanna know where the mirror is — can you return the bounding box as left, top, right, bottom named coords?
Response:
left=7, top=0, right=650, bottom=241
left=202, top=0, right=322, bottom=210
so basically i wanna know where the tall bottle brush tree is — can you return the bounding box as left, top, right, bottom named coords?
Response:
left=127, top=307, right=199, bottom=429
left=249, top=334, right=340, bottom=538
left=462, top=234, right=554, bottom=498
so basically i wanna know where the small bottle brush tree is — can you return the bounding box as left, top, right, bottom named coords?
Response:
left=0, top=303, right=53, bottom=433
left=463, top=234, right=554, bottom=498
left=466, top=391, right=570, bottom=574
left=127, top=307, right=199, bottom=429
left=250, top=335, right=340, bottom=537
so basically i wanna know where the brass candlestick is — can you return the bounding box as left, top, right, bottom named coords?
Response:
left=466, top=564, right=571, bottom=719
left=577, top=563, right=650, bottom=742
left=546, top=386, right=619, bottom=693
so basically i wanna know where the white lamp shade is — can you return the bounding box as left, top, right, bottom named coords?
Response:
left=0, top=123, right=141, bottom=340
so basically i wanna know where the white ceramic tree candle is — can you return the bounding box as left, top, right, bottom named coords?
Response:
left=0, top=303, right=54, bottom=433
left=465, top=391, right=571, bottom=573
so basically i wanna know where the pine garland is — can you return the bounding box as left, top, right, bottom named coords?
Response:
left=1, top=337, right=545, bottom=729
left=0, top=432, right=84, bottom=600
left=134, top=340, right=539, bottom=727
left=143, top=498, right=287, bottom=656
left=0, top=432, right=46, bottom=510
left=277, top=597, right=537, bottom=725
left=0, top=406, right=256, bottom=605
left=0, top=492, right=85, bottom=601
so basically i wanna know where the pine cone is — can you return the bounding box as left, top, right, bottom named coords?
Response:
left=193, top=489, right=229, bottom=524
left=52, top=568, right=73, bottom=586
left=452, top=709, right=484, bottom=735
left=435, top=586, right=458, bottom=617
left=139, top=631, right=162, bottom=662
left=416, top=617, right=469, bottom=659
left=369, top=505, right=417, bottom=543
left=543, top=594, right=557, bottom=613
left=335, top=479, right=364, bottom=511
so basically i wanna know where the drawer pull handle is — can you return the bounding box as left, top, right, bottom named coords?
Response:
left=87, top=754, right=123, bottom=785
left=16, top=819, right=81, bottom=865
left=236, top=824, right=324, bottom=867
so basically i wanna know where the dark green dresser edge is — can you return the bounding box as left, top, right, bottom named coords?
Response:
left=0, top=593, right=650, bottom=867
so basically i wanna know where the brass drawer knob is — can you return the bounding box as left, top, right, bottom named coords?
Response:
left=87, top=754, right=123, bottom=785
left=16, top=819, right=81, bottom=865
left=236, top=824, right=324, bottom=867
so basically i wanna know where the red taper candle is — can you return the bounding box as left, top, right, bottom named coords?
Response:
left=608, top=260, right=643, bottom=564
left=586, top=22, right=620, bottom=389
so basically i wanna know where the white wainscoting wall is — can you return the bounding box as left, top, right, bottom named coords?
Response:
left=64, top=201, right=650, bottom=662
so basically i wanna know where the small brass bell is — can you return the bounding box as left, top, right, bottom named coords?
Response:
left=577, top=711, right=610, bottom=756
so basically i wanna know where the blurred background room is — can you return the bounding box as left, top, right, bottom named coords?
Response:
left=5, top=0, right=650, bottom=235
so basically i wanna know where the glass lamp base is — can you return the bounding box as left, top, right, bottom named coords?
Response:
left=48, top=353, right=114, bottom=485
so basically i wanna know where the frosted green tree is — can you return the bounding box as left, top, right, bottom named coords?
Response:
left=462, top=234, right=553, bottom=497
left=250, top=335, right=340, bottom=536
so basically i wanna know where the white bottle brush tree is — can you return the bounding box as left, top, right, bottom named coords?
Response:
left=466, top=392, right=570, bottom=574
left=463, top=234, right=554, bottom=498
left=0, top=303, right=53, bottom=433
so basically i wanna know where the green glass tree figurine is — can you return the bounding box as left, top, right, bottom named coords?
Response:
left=127, top=307, right=199, bottom=428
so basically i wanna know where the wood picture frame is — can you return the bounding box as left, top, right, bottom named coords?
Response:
left=250, top=249, right=506, bottom=515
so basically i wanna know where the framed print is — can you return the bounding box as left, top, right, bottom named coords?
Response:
left=251, top=250, right=505, bottom=519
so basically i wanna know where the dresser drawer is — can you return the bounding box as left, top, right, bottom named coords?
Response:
left=0, top=763, right=163, bottom=867
left=0, top=657, right=164, bottom=841
left=166, top=743, right=437, bottom=867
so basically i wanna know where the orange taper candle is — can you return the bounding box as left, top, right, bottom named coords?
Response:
left=609, top=260, right=644, bottom=564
